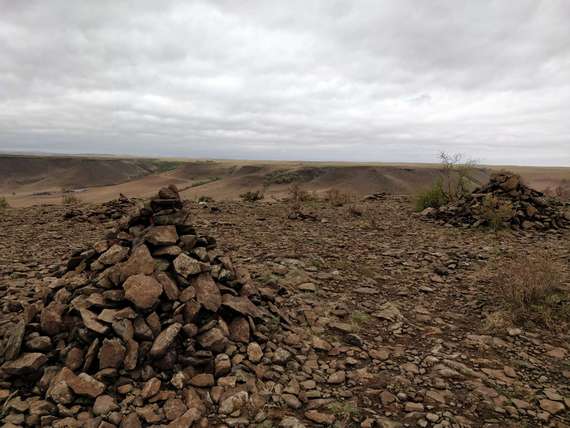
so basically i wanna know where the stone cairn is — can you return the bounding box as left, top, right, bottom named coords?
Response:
left=423, top=172, right=570, bottom=230
left=0, top=185, right=280, bottom=427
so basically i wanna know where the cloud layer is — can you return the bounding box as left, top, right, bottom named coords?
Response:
left=1, top=0, right=569, bottom=165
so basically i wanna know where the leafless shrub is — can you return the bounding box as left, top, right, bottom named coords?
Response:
left=493, top=252, right=569, bottom=329
left=439, top=151, right=479, bottom=202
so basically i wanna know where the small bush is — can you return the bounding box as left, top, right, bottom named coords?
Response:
left=62, top=194, right=81, bottom=205
left=479, top=195, right=514, bottom=231
left=0, top=197, right=9, bottom=210
left=494, top=252, right=569, bottom=329
left=414, top=180, right=447, bottom=211
left=325, top=188, right=354, bottom=207
left=240, top=190, right=264, bottom=202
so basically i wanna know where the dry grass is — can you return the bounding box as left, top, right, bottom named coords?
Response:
left=240, top=189, right=264, bottom=202
left=62, top=193, right=81, bottom=205
left=0, top=197, right=8, bottom=210
left=493, top=252, right=569, bottom=329
left=479, top=195, right=514, bottom=231
left=325, top=188, right=355, bottom=207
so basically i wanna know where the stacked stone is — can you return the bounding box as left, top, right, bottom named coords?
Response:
left=425, top=172, right=570, bottom=230
left=0, top=185, right=275, bottom=427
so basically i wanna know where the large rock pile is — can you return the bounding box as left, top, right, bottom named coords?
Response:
left=424, top=172, right=570, bottom=230
left=0, top=185, right=279, bottom=427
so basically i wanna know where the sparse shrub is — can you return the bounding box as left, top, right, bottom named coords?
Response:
left=493, top=252, right=569, bottom=329
left=62, top=193, right=81, bottom=205
left=240, top=190, right=264, bottom=202
left=197, top=195, right=214, bottom=203
left=327, top=401, right=360, bottom=426
left=287, top=183, right=316, bottom=205
left=325, top=188, right=354, bottom=207
left=0, top=197, right=9, bottom=210
left=479, top=195, right=514, bottom=231
left=414, top=179, right=447, bottom=211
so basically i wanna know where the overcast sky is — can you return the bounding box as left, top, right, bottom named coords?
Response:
left=0, top=1, right=569, bottom=165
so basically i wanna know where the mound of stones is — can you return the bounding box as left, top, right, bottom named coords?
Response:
left=64, top=194, right=138, bottom=223
left=424, top=172, right=570, bottom=230
left=0, top=185, right=280, bottom=427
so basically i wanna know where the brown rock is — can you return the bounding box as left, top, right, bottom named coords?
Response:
left=93, top=395, right=118, bottom=416
left=540, top=399, right=565, bottom=415
left=190, top=373, right=214, bottom=387
left=123, top=274, right=163, bottom=309
left=173, top=254, right=203, bottom=278
left=191, top=273, right=221, bottom=312
left=146, top=226, right=178, bottom=246
left=141, top=377, right=161, bottom=400
left=305, top=410, right=336, bottom=425
left=79, top=308, right=109, bottom=335
left=164, top=398, right=188, bottom=421
left=229, top=317, right=250, bottom=343
left=197, top=327, right=227, bottom=352
left=221, top=294, right=261, bottom=318
left=166, top=408, right=202, bottom=428
left=98, top=338, right=126, bottom=369
left=40, top=304, right=64, bottom=336
left=119, top=244, right=155, bottom=282
left=124, top=339, right=139, bottom=370
left=65, top=347, right=84, bottom=370
left=134, top=317, right=154, bottom=340
left=247, top=342, right=263, bottom=363
left=67, top=373, right=106, bottom=398
left=214, top=354, right=231, bottom=377
left=157, top=272, right=180, bottom=300
left=98, top=244, right=129, bottom=265
left=1, top=352, right=48, bottom=375
left=150, top=323, right=182, bottom=358
left=120, top=413, right=142, bottom=428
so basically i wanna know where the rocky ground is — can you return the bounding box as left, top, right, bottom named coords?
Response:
left=1, top=196, right=570, bottom=427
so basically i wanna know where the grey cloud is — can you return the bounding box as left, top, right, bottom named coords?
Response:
left=0, top=0, right=569, bottom=165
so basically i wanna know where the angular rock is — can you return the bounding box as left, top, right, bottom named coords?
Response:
left=150, top=323, right=182, bottom=358
left=146, top=225, right=179, bottom=246
left=1, top=352, right=48, bottom=375
left=123, top=274, right=163, bottom=309
left=191, top=273, right=221, bottom=312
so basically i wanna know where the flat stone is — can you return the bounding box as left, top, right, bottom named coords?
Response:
left=192, top=273, right=221, bottom=312
left=156, top=272, right=180, bottom=300
left=304, top=410, right=336, bottom=425
left=123, top=274, right=163, bottom=309
left=190, top=373, right=214, bottom=387
left=141, top=378, right=161, bottom=400
left=229, top=317, right=250, bottom=343
left=219, top=391, right=249, bottom=415
left=146, top=225, right=179, bottom=246
left=1, top=352, right=48, bottom=375
left=67, top=373, right=106, bottom=398
left=540, top=399, right=565, bottom=415
left=327, top=371, right=346, bottom=384
left=173, top=253, right=203, bottom=278
left=98, top=244, right=129, bottom=265
left=221, top=294, right=261, bottom=318
left=79, top=308, right=109, bottom=334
